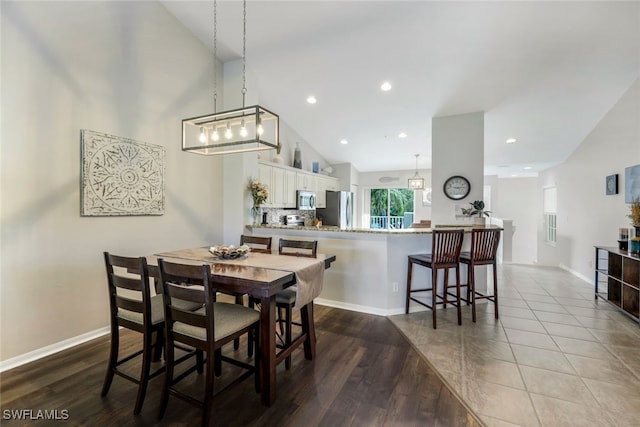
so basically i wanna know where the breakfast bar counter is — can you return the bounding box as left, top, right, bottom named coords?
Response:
left=248, top=225, right=501, bottom=316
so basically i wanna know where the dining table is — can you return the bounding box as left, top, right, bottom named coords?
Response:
left=146, top=246, right=336, bottom=406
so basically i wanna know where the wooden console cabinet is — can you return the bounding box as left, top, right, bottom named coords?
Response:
left=594, top=246, right=640, bottom=324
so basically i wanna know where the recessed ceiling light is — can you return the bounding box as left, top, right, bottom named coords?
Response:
left=306, top=96, right=317, bottom=104
left=340, top=139, right=348, bottom=145
left=380, top=82, right=392, bottom=91
left=398, top=132, right=407, bottom=138
left=523, top=166, right=532, bottom=170
left=506, top=138, right=517, bottom=144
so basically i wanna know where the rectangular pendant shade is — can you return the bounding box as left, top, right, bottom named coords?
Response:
left=408, top=176, right=425, bottom=190
left=182, top=105, right=279, bottom=155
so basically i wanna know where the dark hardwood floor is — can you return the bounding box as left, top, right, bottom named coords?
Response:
left=0, top=305, right=481, bottom=426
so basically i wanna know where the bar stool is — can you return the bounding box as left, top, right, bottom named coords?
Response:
left=459, top=228, right=501, bottom=322
left=405, top=229, right=465, bottom=329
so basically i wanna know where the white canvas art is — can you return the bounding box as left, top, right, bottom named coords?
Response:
left=81, top=130, right=165, bottom=216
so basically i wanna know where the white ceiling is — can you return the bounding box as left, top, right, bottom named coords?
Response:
left=161, top=1, right=640, bottom=176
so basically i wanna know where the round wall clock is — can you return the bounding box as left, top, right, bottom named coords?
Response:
left=443, top=175, right=471, bottom=200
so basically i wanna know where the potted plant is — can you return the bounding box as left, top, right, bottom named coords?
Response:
left=463, top=200, right=491, bottom=226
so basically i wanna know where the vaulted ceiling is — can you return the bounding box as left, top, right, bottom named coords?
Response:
left=161, top=1, right=640, bottom=176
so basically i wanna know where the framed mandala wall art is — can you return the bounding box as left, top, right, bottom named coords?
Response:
left=81, top=129, right=165, bottom=216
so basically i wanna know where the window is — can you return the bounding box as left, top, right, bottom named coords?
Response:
left=369, top=188, right=415, bottom=229
left=543, top=186, right=557, bottom=245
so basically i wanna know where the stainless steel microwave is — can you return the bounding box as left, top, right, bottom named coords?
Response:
left=296, top=190, right=316, bottom=210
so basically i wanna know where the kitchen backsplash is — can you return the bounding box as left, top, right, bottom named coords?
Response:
left=262, top=208, right=316, bottom=226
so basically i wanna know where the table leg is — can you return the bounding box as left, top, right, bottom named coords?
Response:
left=259, top=295, right=276, bottom=406
left=301, top=302, right=316, bottom=360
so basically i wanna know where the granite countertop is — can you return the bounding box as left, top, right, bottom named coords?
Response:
left=247, top=224, right=502, bottom=234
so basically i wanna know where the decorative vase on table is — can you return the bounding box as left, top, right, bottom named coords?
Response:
left=251, top=206, right=262, bottom=226
left=473, top=217, right=486, bottom=227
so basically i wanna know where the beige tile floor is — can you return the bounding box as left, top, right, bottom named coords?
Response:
left=389, top=264, right=640, bottom=427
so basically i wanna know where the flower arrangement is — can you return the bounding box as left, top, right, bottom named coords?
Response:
left=628, top=197, right=640, bottom=227
left=461, top=200, right=491, bottom=218
left=248, top=179, right=268, bottom=207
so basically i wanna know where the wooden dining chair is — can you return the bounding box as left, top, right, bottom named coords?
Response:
left=240, top=235, right=272, bottom=253
left=237, top=235, right=272, bottom=352
left=101, top=252, right=166, bottom=415
left=459, top=228, right=501, bottom=322
left=276, top=239, right=318, bottom=369
left=405, top=229, right=465, bottom=329
left=157, top=259, right=260, bottom=427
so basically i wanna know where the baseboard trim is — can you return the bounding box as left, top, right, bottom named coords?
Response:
left=314, top=298, right=401, bottom=316
left=0, top=326, right=111, bottom=373
left=559, top=264, right=593, bottom=285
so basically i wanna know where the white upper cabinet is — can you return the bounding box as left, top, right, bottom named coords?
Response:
left=314, top=175, right=340, bottom=208
left=258, top=161, right=338, bottom=208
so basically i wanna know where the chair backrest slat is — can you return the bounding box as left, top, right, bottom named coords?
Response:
left=279, top=239, right=318, bottom=258
left=470, top=229, right=501, bottom=262
left=158, top=259, right=213, bottom=344
left=116, top=295, right=144, bottom=313
left=104, top=252, right=153, bottom=324
left=240, top=235, right=272, bottom=254
left=431, top=229, right=464, bottom=264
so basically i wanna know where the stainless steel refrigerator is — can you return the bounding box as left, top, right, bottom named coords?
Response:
left=316, top=191, right=353, bottom=229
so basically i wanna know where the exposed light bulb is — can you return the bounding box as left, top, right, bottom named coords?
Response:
left=199, top=127, right=207, bottom=143
left=211, top=129, right=220, bottom=142
left=380, top=81, right=392, bottom=91
left=398, top=132, right=407, bottom=138
left=340, top=139, right=348, bottom=145
left=306, top=96, right=317, bottom=104
left=240, top=120, right=248, bottom=138
left=225, top=123, right=233, bottom=139
left=257, top=124, right=264, bottom=136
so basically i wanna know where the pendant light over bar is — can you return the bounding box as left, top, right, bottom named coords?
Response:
left=408, top=154, right=425, bottom=190
left=182, top=0, right=279, bottom=156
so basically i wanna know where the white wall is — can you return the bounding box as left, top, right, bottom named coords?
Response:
left=431, top=112, right=484, bottom=225
left=486, top=175, right=538, bottom=264
left=538, top=79, right=640, bottom=279
left=1, top=2, right=224, bottom=361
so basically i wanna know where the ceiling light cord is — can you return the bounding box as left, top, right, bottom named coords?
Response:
left=213, top=0, right=217, bottom=113
left=241, top=0, right=247, bottom=109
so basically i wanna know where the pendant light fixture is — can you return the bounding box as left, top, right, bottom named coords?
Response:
left=408, top=154, right=425, bottom=190
left=182, top=0, right=279, bottom=155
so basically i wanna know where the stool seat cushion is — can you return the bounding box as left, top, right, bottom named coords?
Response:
left=275, top=287, right=297, bottom=305
left=118, top=295, right=203, bottom=325
left=173, top=303, right=260, bottom=341
left=118, top=294, right=164, bottom=325
left=408, top=254, right=433, bottom=265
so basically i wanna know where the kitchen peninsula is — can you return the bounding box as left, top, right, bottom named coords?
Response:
left=249, top=224, right=501, bottom=316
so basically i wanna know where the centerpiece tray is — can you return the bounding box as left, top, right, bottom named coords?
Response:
left=209, top=244, right=251, bottom=259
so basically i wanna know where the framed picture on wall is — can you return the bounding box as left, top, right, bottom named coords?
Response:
left=625, top=164, right=640, bottom=202
left=81, top=129, right=165, bottom=216
left=606, top=174, right=618, bottom=195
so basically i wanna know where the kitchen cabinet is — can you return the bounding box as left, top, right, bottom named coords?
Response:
left=257, top=163, right=274, bottom=207
left=272, top=167, right=296, bottom=208
left=315, top=175, right=340, bottom=208
left=258, top=161, right=339, bottom=209
left=258, top=163, right=296, bottom=208
left=296, top=172, right=314, bottom=191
